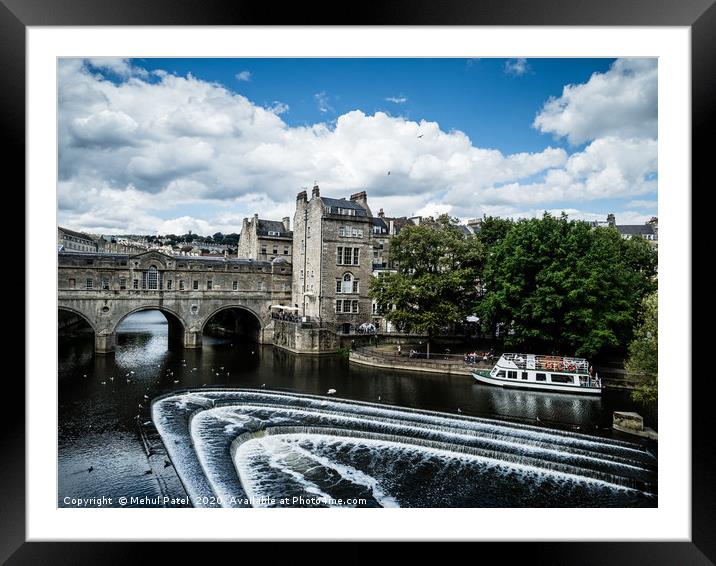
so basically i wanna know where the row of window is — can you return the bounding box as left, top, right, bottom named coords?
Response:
left=338, top=226, right=364, bottom=238
left=260, top=244, right=291, bottom=255
left=495, top=370, right=575, bottom=384
left=69, top=277, right=267, bottom=291
left=336, top=246, right=360, bottom=266
left=335, top=299, right=359, bottom=314
left=335, top=273, right=359, bottom=294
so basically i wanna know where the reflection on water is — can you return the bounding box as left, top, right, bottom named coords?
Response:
left=58, top=310, right=656, bottom=508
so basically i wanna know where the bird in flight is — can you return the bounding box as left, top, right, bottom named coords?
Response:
left=417, top=134, right=423, bottom=138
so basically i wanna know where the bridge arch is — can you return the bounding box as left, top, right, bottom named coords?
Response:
left=112, top=306, right=187, bottom=350
left=201, top=304, right=264, bottom=343
left=58, top=306, right=97, bottom=333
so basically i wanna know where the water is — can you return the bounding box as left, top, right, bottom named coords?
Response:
left=58, top=310, right=657, bottom=508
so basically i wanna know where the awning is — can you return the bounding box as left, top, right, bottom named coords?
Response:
left=271, top=305, right=299, bottom=311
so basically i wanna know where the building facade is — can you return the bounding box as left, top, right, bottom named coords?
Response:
left=292, top=186, right=376, bottom=334
left=237, top=214, right=293, bottom=261
left=57, top=226, right=100, bottom=253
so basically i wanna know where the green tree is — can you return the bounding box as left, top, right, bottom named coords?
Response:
left=476, top=215, right=514, bottom=248
left=626, top=291, right=658, bottom=403
left=369, top=215, right=484, bottom=358
left=479, top=213, right=657, bottom=358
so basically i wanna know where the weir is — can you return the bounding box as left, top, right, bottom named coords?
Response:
left=152, top=389, right=657, bottom=508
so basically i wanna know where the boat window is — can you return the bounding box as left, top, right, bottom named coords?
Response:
left=496, top=370, right=506, bottom=378
left=507, top=371, right=517, bottom=379
left=550, top=374, right=573, bottom=384
left=521, top=372, right=528, bottom=380
left=536, top=373, right=546, bottom=382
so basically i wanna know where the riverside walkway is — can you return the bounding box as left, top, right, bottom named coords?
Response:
left=349, top=345, right=642, bottom=390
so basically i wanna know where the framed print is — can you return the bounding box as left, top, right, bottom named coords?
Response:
left=3, top=0, right=708, bottom=562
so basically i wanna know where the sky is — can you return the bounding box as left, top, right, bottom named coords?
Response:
left=58, top=57, right=657, bottom=235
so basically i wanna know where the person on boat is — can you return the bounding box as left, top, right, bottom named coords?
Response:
left=397, top=344, right=402, bottom=356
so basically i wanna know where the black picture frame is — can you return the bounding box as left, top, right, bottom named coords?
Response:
left=4, top=0, right=706, bottom=562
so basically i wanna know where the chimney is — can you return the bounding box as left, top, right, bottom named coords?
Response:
left=296, top=190, right=307, bottom=202
left=253, top=213, right=259, bottom=225
left=389, top=219, right=395, bottom=235
left=282, top=216, right=290, bottom=232
left=312, top=184, right=320, bottom=198
left=378, top=208, right=385, bottom=218
left=607, top=213, right=616, bottom=227
left=349, top=190, right=372, bottom=216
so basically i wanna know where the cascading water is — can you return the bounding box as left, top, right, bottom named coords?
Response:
left=152, top=389, right=657, bottom=508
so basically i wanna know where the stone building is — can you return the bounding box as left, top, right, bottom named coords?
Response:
left=292, top=185, right=376, bottom=334
left=237, top=214, right=293, bottom=261
left=606, top=214, right=658, bottom=247
left=57, top=226, right=99, bottom=253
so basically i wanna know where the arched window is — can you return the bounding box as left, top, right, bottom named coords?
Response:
left=339, top=272, right=351, bottom=293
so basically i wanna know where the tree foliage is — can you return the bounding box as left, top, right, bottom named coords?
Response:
left=626, top=291, right=658, bottom=403
left=478, top=213, right=657, bottom=357
left=369, top=215, right=485, bottom=353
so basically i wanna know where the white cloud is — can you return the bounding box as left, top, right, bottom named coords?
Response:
left=235, top=70, right=252, bottom=82
left=504, top=58, right=530, bottom=76
left=533, top=58, right=657, bottom=145
left=58, top=58, right=657, bottom=235
left=385, top=96, right=408, bottom=104
left=314, top=91, right=333, bottom=113
left=265, top=101, right=289, bottom=115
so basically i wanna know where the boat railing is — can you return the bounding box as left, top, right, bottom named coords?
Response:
left=501, top=353, right=590, bottom=373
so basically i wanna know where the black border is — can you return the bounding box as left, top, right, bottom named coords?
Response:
left=4, top=0, right=707, bottom=562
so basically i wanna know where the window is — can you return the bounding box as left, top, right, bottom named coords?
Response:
left=193, top=280, right=199, bottom=290
left=85, top=278, right=93, bottom=289
left=166, top=279, right=172, bottom=290
left=353, top=248, right=359, bottom=265
left=233, top=281, right=238, bottom=291
left=273, top=245, right=278, bottom=255
left=335, top=300, right=343, bottom=313
left=342, top=273, right=353, bottom=293
left=207, top=280, right=213, bottom=290
left=352, top=280, right=359, bottom=293
left=521, top=372, right=528, bottom=380
left=536, top=373, right=547, bottom=381
left=257, top=281, right=263, bottom=291
left=496, top=370, right=506, bottom=378
left=352, top=300, right=359, bottom=313
left=133, top=279, right=139, bottom=289
left=339, top=227, right=345, bottom=237
left=550, top=374, right=574, bottom=384
left=145, top=266, right=158, bottom=290
left=68, top=278, right=76, bottom=288
left=344, top=247, right=352, bottom=265
left=283, top=246, right=289, bottom=255
left=119, top=277, right=126, bottom=290
left=179, top=280, right=185, bottom=290
left=261, top=245, right=267, bottom=255
left=335, top=280, right=341, bottom=293
left=268, top=230, right=280, bottom=236
left=507, top=371, right=517, bottom=379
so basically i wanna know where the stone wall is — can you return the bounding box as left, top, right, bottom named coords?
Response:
left=272, top=319, right=340, bottom=354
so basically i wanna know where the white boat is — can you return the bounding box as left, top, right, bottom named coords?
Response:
left=471, top=353, right=602, bottom=395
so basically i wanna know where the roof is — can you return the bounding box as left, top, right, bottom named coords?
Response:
left=321, top=197, right=367, bottom=212
left=58, top=226, right=96, bottom=241
left=371, top=217, right=388, bottom=230
left=257, top=219, right=289, bottom=234
left=616, top=224, right=656, bottom=236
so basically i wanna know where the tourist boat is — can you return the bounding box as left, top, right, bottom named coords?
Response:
left=471, top=353, right=602, bottom=395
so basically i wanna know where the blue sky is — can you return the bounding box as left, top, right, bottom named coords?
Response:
left=58, top=57, right=657, bottom=235
left=135, top=58, right=614, bottom=153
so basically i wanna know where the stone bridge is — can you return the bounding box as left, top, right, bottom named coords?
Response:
left=58, top=251, right=293, bottom=353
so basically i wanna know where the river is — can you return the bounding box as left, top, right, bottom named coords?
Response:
left=58, top=310, right=657, bottom=508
